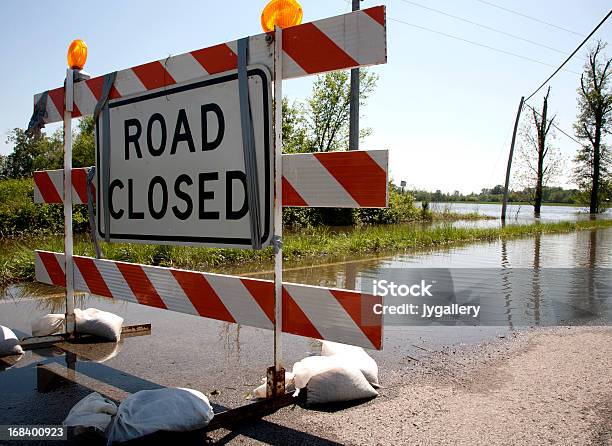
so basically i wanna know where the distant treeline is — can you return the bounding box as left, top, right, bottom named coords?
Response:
left=409, top=185, right=579, bottom=205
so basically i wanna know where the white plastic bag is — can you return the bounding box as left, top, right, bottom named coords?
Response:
left=75, top=308, right=123, bottom=342
left=31, top=313, right=65, bottom=336
left=63, top=392, right=117, bottom=436
left=306, top=365, right=379, bottom=405
left=252, top=372, right=295, bottom=399
left=106, top=388, right=214, bottom=444
left=0, top=325, right=23, bottom=357
left=320, top=341, right=379, bottom=387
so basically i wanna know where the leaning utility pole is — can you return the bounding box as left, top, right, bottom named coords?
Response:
left=501, top=96, right=524, bottom=221
left=349, top=0, right=361, bottom=151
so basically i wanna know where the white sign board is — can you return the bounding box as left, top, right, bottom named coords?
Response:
left=95, top=66, right=273, bottom=248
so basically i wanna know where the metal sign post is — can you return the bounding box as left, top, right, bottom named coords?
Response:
left=269, top=25, right=285, bottom=397
left=63, top=68, right=75, bottom=335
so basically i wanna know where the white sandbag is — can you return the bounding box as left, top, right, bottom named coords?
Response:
left=75, top=308, right=123, bottom=342
left=106, top=388, right=214, bottom=444
left=63, top=392, right=117, bottom=436
left=0, top=325, right=23, bottom=357
left=31, top=313, right=65, bottom=336
left=292, top=355, right=344, bottom=389
left=321, top=341, right=379, bottom=387
left=252, top=372, right=295, bottom=399
left=306, top=365, right=379, bottom=405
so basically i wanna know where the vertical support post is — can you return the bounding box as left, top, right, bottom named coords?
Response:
left=501, top=96, right=524, bottom=221
left=63, top=69, right=75, bottom=334
left=268, top=25, right=286, bottom=398
left=349, top=0, right=361, bottom=151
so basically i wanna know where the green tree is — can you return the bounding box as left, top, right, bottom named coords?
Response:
left=573, top=41, right=612, bottom=213
left=282, top=98, right=309, bottom=153
left=73, top=116, right=95, bottom=167
left=305, top=70, right=378, bottom=152
left=1, top=128, right=62, bottom=178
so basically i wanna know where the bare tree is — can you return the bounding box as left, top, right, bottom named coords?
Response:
left=515, top=88, right=564, bottom=214
left=573, top=40, right=612, bottom=213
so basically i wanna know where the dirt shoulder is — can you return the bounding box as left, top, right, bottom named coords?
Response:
left=215, top=326, right=612, bottom=445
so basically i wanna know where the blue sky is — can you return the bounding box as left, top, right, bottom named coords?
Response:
left=1, top=0, right=610, bottom=193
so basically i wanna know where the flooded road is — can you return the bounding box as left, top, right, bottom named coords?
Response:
left=0, top=226, right=610, bottom=431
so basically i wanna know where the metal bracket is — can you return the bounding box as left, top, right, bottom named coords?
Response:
left=93, top=72, right=117, bottom=243
left=237, top=37, right=262, bottom=250
left=272, top=235, right=283, bottom=254
left=266, top=365, right=286, bottom=398
left=26, top=91, right=48, bottom=138
left=86, top=166, right=103, bottom=259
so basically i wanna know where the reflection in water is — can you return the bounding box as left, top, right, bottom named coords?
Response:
left=274, top=228, right=611, bottom=327
left=500, top=240, right=513, bottom=328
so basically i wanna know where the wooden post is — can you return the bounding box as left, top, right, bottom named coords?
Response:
left=501, top=96, right=524, bottom=221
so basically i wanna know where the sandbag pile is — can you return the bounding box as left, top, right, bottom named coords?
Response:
left=30, top=308, right=124, bottom=342
left=63, top=388, right=214, bottom=443
left=292, top=341, right=379, bottom=405
left=75, top=308, right=124, bottom=342
left=63, top=392, right=118, bottom=436
left=31, top=313, right=65, bottom=336
left=0, top=325, right=23, bottom=357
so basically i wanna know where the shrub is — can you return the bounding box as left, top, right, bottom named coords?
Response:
left=0, top=178, right=88, bottom=237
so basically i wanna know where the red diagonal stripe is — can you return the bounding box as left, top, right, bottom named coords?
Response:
left=116, top=263, right=167, bottom=309
left=47, top=87, right=65, bottom=116
left=240, top=279, right=275, bottom=323
left=131, top=61, right=176, bottom=91
left=283, top=23, right=359, bottom=74
left=71, top=168, right=89, bottom=204
left=282, top=177, right=308, bottom=206
left=38, top=252, right=65, bottom=287
left=172, top=270, right=235, bottom=323
left=314, top=151, right=387, bottom=207
left=86, top=76, right=121, bottom=101
left=72, top=102, right=82, bottom=118
left=34, top=171, right=62, bottom=203
left=190, top=44, right=238, bottom=74
left=74, top=257, right=112, bottom=298
left=330, top=289, right=382, bottom=350
left=282, top=288, right=323, bottom=340
left=364, top=6, right=385, bottom=26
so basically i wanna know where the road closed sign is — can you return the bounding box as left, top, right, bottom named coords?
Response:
left=95, top=66, right=273, bottom=249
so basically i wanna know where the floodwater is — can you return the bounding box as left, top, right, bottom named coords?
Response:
left=428, top=201, right=611, bottom=222
left=0, top=226, right=610, bottom=429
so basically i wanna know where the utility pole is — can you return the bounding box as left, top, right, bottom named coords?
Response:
left=349, top=0, right=361, bottom=151
left=501, top=96, right=524, bottom=221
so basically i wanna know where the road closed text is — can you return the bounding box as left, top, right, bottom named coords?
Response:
left=107, top=104, right=248, bottom=222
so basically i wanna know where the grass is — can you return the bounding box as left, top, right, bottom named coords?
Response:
left=1, top=219, right=611, bottom=288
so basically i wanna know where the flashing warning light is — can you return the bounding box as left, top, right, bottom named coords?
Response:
left=67, top=39, right=88, bottom=70
left=261, top=0, right=303, bottom=32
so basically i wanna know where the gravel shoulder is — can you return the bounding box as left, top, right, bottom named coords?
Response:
left=211, top=326, right=612, bottom=445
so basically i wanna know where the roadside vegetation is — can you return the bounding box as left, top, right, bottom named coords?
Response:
left=2, top=219, right=610, bottom=287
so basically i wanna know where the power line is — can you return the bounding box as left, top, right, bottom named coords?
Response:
left=524, top=8, right=612, bottom=102
left=388, top=17, right=579, bottom=74
left=397, top=0, right=568, bottom=55
left=524, top=104, right=583, bottom=146
left=476, top=0, right=585, bottom=37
